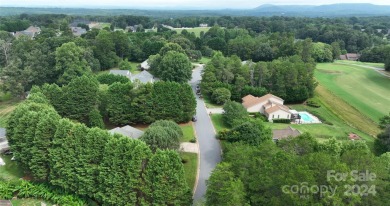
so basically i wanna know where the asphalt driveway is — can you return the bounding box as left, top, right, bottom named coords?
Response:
left=190, top=65, right=222, bottom=201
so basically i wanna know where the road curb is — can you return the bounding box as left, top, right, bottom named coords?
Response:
left=192, top=121, right=201, bottom=197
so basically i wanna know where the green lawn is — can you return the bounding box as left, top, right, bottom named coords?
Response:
left=316, top=62, right=390, bottom=123
left=336, top=60, right=384, bottom=68
left=180, top=123, right=195, bottom=142
left=0, top=154, right=24, bottom=181
left=203, top=96, right=223, bottom=109
left=0, top=98, right=21, bottom=127
left=172, top=27, right=210, bottom=37
left=210, top=114, right=228, bottom=133
left=196, top=57, right=211, bottom=64
left=180, top=152, right=198, bottom=192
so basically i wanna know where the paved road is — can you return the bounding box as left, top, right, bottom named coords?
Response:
left=190, top=65, right=222, bottom=201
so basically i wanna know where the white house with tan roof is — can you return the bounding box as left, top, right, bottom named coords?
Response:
left=242, top=94, right=292, bottom=122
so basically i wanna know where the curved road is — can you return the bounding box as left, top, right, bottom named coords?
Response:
left=190, top=65, right=222, bottom=201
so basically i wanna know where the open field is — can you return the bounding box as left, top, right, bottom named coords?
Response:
left=180, top=152, right=198, bottom=192
left=172, top=27, right=210, bottom=37
left=316, top=62, right=390, bottom=123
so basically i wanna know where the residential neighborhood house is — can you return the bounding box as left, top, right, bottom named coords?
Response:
left=109, top=125, right=144, bottom=139
left=339, top=53, right=360, bottom=61
left=10, top=26, right=41, bottom=39
left=242, top=94, right=291, bottom=122
left=70, top=27, right=87, bottom=36
left=109, top=69, right=155, bottom=84
left=272, top=126, right=302, bottom=141
left=141, top=59, right=150, bottom=70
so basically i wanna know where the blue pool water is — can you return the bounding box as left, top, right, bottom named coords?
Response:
left=299, top=112, right=315, bottom=122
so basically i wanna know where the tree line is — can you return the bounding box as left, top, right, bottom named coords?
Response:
left=201, top=52, right=316, bottom=104
left=33, top=75, right=196, bottom=126
left=6, top=93, right=192, bottom=205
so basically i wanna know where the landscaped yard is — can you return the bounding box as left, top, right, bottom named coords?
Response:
left=203, top=96, right=223, bottom=109
left=172, top=27, right=210, bottom=37
left=209, top=87, right=377, bottom=150
left=316, top=62, right=390, bottom=123
left=180, top=152, right=198, bottom=192
left=180, top=123, right=195, bottom=142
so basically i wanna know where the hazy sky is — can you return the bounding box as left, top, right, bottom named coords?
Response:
left=2, top=0, right=390, bottom=9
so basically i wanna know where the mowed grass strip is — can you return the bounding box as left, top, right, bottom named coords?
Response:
left=180, top=152, right=198, bottom=192
left=315, top=85, right=380, bottom=136
left=180, top=123, right=195, bottom=142
left=315, top=63, right=390, bottom=122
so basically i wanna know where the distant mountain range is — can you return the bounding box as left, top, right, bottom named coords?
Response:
left=1, top=3, right=390, bottom=17
left=250, top=3, right=390, bottom=17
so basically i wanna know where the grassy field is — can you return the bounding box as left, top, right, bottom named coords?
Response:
left=180, top=152, right=198, bottom=192
left=316, top=62, right=390, bottom=123
left=180, top=123, right=195, bottom=142
left=337, top=60, right=384, bottom=68
left=172, top=27, right=210, bottom=37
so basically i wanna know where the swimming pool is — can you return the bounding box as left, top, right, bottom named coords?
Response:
left=298, top=112, right=321, bottom=123
left=299, top=112, right=314, bottom=122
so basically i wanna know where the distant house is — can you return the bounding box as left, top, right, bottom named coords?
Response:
left=141, top=59, right=150, bottom=70
left=126, top=25, right=138, bottom=32
left=242, top=94, right=291, bottom=122
left=109, top=125, right=144, bottom=139
left=0, top=128, right=9, bottom=153
left=339, top=53, right=360, bottom=61
left=70, top=27, right=87, bottom=36
left=11, top=26, right=41, bottom=39
left=272, top=126, right=301, bottom=141
left=199, top=23, right=208, bottom=27
left=131, top=70, right=155, bottom=84
left=109, top=70, right=132, bottom=79
left=109, top=69, right=155, bottom=84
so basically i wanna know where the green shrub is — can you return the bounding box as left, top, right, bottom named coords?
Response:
left=96, top=73, right=130, bottom=85
left=190, top=137, right=197, bottom=143
left=211, top=88, right=231, bottom=105
left=272, top=119, right=291, bottom=124
left=306, top=99, right=321, bottom=108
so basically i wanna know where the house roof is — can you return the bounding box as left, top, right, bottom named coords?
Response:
left=0, top=128, right=6, bottom=138
left=25, top=26, right=41, bottom=33
left=109, top=125, right=144, bottom=139
left=109, top=70, right=131, bottom=78
left=141, top=60, right=150, bottom=70
left=265, top=104, right=291, bottom=114
left=242, top=94, right=284, bottom=109
left=71, top=27, right=87, bottom=36
left=131, top=70, right=154, bottom=84
left=339, top=54, right=347, bottom=60
left=272, top=126, right=301, bottom=140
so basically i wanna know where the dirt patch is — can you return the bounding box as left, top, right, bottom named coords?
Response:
left=317, top=69, right=343, bottom=74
